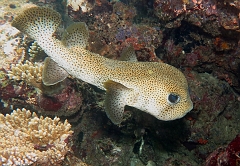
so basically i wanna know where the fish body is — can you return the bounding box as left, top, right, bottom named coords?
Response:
left=12, top=7, right=193, bottom=124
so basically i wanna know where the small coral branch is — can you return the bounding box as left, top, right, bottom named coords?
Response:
left=28, top=41, right=43, bottom=60
left=7, top=60, right=43, bottom=89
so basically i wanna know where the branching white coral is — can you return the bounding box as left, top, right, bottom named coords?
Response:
left=28, top=41, right=43, bottom=59
left=7, top=60, right=43, bottom=88
left=0, top=108, right=73, bottom=166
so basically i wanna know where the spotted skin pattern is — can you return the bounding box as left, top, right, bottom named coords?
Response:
left=12, top=7, right=193, bottom=124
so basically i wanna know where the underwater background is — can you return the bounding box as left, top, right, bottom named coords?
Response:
left=0, top=0, right=239, bottom=165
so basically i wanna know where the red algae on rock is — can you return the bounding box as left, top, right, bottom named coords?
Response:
left=206, top=134, right=240, bottom=166
left=37, top=82, right=82, bottom=116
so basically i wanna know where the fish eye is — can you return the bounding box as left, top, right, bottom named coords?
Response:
left=168, top=93, right=180, bottom=104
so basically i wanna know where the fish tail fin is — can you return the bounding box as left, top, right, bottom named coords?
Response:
left=12, top=7, right=61, bottom=41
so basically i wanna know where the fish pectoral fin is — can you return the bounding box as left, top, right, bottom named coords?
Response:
left=62, top=22, right=89, bottom=49
left=104, top=80, right=131, bottom=125
left=42, top=57, right=69, bottom=86
left=119, top=45, right=138, bottom=62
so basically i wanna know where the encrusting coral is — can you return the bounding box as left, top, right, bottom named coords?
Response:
left=7, top=60, right=43, bottom=89
left=0, top=108, right=73, bottom=166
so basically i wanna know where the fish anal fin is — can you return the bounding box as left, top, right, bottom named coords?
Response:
left=103, top=80, right=132, bottom=124
left=42, top=57, right=69, bottom=86
left=119, top=45, right=138, bottom=62
left=62, top=22, right=89, bottom=49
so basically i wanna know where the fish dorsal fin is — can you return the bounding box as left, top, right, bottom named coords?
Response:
left=119, top=45, right=138, bottom=62
left=62, top=22, right=89, bottom=49
left=104, top=80, right=133, bottom=124
left=42, top=57, right=69, bottom=86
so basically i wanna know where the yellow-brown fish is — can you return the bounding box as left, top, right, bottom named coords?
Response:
left=12, top=7, right=193, bottom=124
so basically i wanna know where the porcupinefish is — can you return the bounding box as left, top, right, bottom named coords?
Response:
left=12, top=7, right=193, bottom=124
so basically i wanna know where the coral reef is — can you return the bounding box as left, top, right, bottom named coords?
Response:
left=0, top=3, right=39, bottom=71
left=36, top=80, right=83, bottom=118
left=67, top=0, right=94, bottom=12
left=28, top=41, right=43, bottom=60
left=0, top=23, right=26, bottom=70
left=0, top=74, right=84, bottom=121
left=68, top=1, right=163, bottom=62
left=154, top=0, right=240, bottom=33
left=152, top=0, right=240, bottom=93
left=0, top=108, right=73, bottom=166
left=0, top=0, right=240, bottom=165
left=205, top=134, right=240, bottom=166
left=63, top=153, right=89, bottom=166
left=7, top=60, right=43, bottom=89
